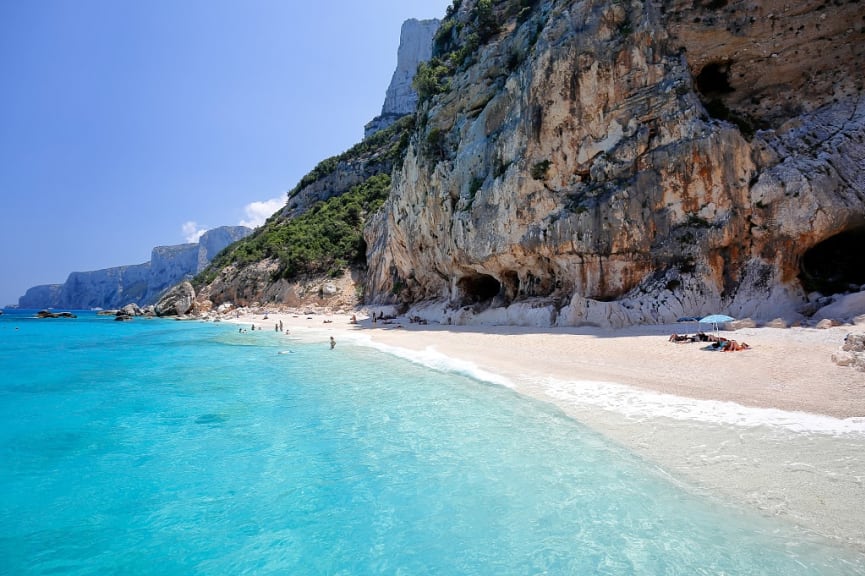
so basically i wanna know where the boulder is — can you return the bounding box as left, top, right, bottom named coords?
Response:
left=120, top=303, right=142, bottom=317
left=842, top=333, right=865, bottom=353
left=813, top=292, right=865, bottom=324
left=730, top=318, right=757, bottom=330
left=155, top=281, right=196, bottom=317
left=832, top=333, right=865, bottom=372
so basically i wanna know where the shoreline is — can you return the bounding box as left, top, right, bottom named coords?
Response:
left=232, top=309, right=865, bottom=419
left=226, top=309, right=865, bottom=554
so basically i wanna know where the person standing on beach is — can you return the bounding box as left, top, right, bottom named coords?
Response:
left=330, top=336, right=336, bottom=350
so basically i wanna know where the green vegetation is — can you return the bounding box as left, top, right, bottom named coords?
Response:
left=531, top=159, right=551, bottom=180
left=420, top=0, right=543, bottom=105
left=445, top=0, right=462, bottom=18
left=413, top=59, right=452, bottom=102
left=288, top=115, right=414, bottom=197
left=424, top=127, right=448, bottom=161
left=468, top=177, right=484, bottom=204
left=199, top=174, right=392, bottom=284
left=494, top=157, right=512, bottom=179
left=475, top=0, right=499, bottom=42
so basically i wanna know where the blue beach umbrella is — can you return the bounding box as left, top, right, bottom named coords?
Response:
left=699, top=314, right=735, bottom=338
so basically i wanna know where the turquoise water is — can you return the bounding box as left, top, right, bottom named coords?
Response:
left=0, top=310, right=862, bottom=575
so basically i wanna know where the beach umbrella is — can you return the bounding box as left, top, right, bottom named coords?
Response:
left=699, top=314, right=735, bottom=339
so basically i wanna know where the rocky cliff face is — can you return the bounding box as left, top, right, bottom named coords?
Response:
left=19, top=226, right=251, bottom=309
left=365, top=18, right=440, bottom=138
left=365, top=0, right=865, bottom=327
left=61, top=263, right=153, bottom=310
left=18, top=284, right=64, bottom=309
left=143, top=243, right=202, bottom=305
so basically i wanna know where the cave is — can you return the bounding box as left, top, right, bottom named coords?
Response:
left=695, top=62, right=734, bottom=97
left=799, top=228, right=865, bottom=295
left=457, top=273, right=502, bottom=305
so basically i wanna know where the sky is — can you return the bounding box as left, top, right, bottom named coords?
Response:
left=0, top=0, right=451, bottom=306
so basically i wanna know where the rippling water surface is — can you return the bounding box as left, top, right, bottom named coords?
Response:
left=1, top=310, right=862, bottom=574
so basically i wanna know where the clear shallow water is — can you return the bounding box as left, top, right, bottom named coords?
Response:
left=0, top=310, right=862, bottom=575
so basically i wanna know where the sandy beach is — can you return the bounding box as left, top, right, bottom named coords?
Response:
left=228, top=309, right=865, bottom=555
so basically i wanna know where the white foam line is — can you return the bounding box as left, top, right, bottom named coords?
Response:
left=538, top=376, right=865, bottom=436
left=351, top=333, right=865, bottom=436
left=354, top=335, right=514, bottom=389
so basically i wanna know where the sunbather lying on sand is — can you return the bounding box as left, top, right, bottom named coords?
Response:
left=669, top=333, right=692, bottom=342
left=722, top=340, right=751, bottom=352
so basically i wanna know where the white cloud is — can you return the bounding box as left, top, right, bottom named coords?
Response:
left=240, top=197, right=284, bottom=229
left=182, top=221, right=207, bottom=243
left=179, top=196, right=284, bottom=245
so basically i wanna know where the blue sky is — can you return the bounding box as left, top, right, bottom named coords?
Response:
left=0, top=0, right=450, bottom=306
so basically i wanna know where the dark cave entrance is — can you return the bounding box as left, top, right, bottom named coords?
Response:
left=457, top=273, right=501, bottom=305
left=695, top=62, right=734, bottom=97
left=693, top=60, right=759, bottom=137
left=799, top=228, right=865, bottom=295
left=695, top=61, right=736, bottom=122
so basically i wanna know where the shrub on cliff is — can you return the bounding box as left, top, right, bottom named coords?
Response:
left=199, top=174, right=392, bottom=284
left=288, top=115, right=414, bottom=198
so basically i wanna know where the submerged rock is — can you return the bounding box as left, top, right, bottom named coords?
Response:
left=36, top=310, right=77, bottom=319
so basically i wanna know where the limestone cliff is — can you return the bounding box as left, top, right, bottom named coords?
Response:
left=18, top=284, right=64, bottom=310
left=193, top=0, right=864, bottom=327
left=19, top=226, right=251, bottom=309
left=364, top=0, right=865, bottom=327
left=61, top=263, right=153, bottom=310
left=365, top=18, right=440, bottom=138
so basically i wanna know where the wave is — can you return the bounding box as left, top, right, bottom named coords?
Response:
left=353, top=334, right=865, bottom=436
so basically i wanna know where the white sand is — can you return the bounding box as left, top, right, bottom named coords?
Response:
left=228, top=309, right=865, bottom=554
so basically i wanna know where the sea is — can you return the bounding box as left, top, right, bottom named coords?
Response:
left=1, top=309, right=862, bottom=575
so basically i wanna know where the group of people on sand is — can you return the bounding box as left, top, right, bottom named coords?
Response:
left=668, top=332, right=751, bottom=352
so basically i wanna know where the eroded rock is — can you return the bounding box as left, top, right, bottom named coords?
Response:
left=155, top=281, right=196, bottom=317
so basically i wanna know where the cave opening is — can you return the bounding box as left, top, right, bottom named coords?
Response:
left=457, top=273, right=502, bottom=305
left=693, top=60, right=758, bottom=136
left=799, top=228, right=865, bottom=295
left=695, top=62, right=733, bottom=97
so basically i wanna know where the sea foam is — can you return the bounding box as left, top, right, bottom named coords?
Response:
left=353, top=333, right=865, bottom=436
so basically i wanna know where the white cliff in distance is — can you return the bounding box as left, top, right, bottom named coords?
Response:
left=364, top=18, right=440, bottom=138
left=19, top=226, right=251, bottom=310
